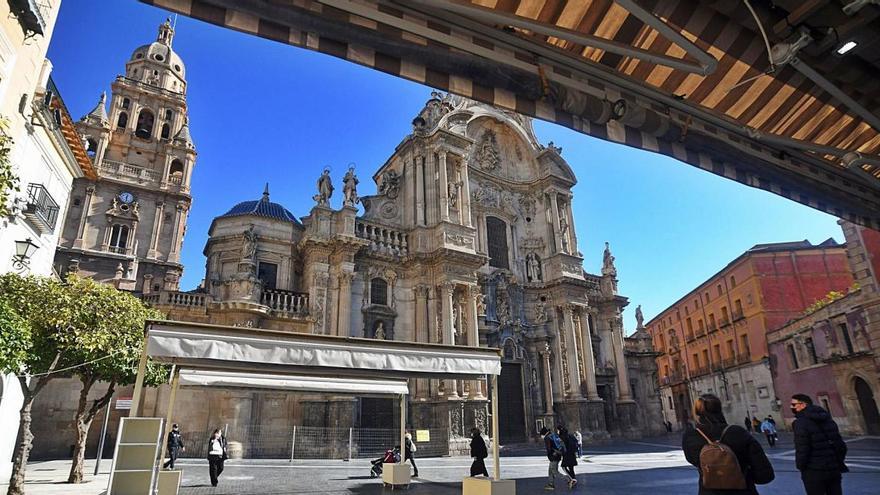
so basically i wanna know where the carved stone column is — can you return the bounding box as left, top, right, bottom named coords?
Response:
left=460, top=160, right=472, bottom=227
left=581, top=308, right=600, bottom=400
left=169, top=203, right=186, bottom=263
left=73, top=185, right=94, bottom=249
left=441, top=282, right=458, bottom=398
left=466, top=284, right=484, bottom=399
left=427, top=285, right=439, bottom=397
left=414, top=285, right=429, bottom=400
left=611, top=316, right=633, bottom=401
left=336, top=271, right=354, bottom=337
left=548, top=191, right=562, bottom=253
left=565, top=197, right=579, bottom=254
left=541, top=342, right=554, bottom=414
left=147, top=201, right=164, bottom=259
left=563, top=305, right=583, bottom=398
left=438, top=150, right=450, bottom=222
left=414, top=156, right=425, bottom=226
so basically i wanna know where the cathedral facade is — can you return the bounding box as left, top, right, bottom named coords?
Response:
left=146, top=93, right=663, bottom=446
left=38, top=24, right=660, bottom=457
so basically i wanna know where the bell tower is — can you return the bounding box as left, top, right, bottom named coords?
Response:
left=55, top=19, right=196, bottom=293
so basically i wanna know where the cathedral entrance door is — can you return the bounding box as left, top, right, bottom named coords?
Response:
left=498, top=362, right=526, bottom=443
left=360, top=398, right=394, bottom=429
left=855, top=377, right=880, bottom=435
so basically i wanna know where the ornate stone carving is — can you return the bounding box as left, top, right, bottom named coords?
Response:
left=471, top=182, right=500, bottom=208
left=242, top=225, right=258, bottom=261
left=475, top=292, right=486, bottom=315
left=526, top=252, right=543, bottom=282
left=534, top=299, right=547, bottom=323
left=496, top=292, right=510, bottom=324
left=374, top=321, right=386, bottom=340
left=472, top=130, right=501, bottom=171
left=518, top=194, right=536, bottom=217
left=342, top=166, right=359, bottom=206
left=446, top=233, right=474, bottom=248
left=378, top=170, right=400, bottom=199
left=474, top=407, right=487, bottom=432
left=313, top=167, right=334, bottom=206
left=450, top=405, right=463, bottom=437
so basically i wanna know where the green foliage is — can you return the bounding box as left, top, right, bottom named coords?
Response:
left=803, top=290, right=846, bottom=316
left=0, top=299, right=29, bottom=374
left=0, top=117, right=19, bottom=218
left=0, top=273, right=167, bottom=384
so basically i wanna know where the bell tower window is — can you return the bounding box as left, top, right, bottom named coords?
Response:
left=168, top=160, right=184, bottom=184
left=117, top=112, right=128, bottom=129
left=86, top=139, right=98, bottom=158
left=121, top=97, right=130, bottom=109
left=135, top=109, right=154, bottom=139
left=109, top=224, right=130, bottom=253
left=161, top=123, right=170, bottom=139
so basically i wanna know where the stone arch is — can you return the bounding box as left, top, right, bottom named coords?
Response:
left=852, top=375, right=880, bottom=435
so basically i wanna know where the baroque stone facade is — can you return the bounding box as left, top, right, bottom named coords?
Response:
left=143, top=93, right=662, bottom=445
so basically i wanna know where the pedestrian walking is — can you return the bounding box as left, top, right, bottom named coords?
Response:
left=752, top=416, right=761, bottom=433
left=540, top=426, right=565, bottom=491
left=404, top=431, right=419, bottom=478
left=162, top=423, right=185, bottom=469
left=759, top=418, right=777, bottom=447
left=791, top=394, right=848, bottom=495
left=574, top=430, right=583, bottom=457
left=469, top=428, right=489, bottom=477
left=682, top=394, right=775, bottom=495
left=557, top=425, right=579, bottom=489
left=767, top=415, right=776, bottom=427
left=206, top=428, right=228, bottom=487
left=744, top=415, right=753, bottom=432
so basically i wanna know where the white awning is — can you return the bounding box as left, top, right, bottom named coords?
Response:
left=178, top=369, right=409, bottom=396
left=145, top=321, right=501, bottom=379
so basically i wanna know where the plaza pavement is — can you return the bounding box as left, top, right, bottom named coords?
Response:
left=3, top=432, right=878, bottom=494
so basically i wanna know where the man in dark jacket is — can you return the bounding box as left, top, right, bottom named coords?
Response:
left=469, top=428, right=489, bottom=477
left=791, top=394, right=848, bottom=495
left=162, top=424, right=184, bottom=469
left=540, top=426, right=563, bottom=491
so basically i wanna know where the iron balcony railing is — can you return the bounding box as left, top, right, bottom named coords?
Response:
left=23, top=183, right=59, bottom=233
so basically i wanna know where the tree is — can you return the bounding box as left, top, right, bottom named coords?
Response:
left=0, top=274, right=165, bottom=493
left=0, top=274, right=75, bottom=495
left=63, top=276, right=164, bottom=483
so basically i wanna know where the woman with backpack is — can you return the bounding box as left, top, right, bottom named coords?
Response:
left=682, top=394, right=775, bottom=495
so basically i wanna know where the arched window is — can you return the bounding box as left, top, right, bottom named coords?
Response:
left=109, top=224, right=129, bottom=252
left=370, top=277, right=388, bottom=306
left=121, top=98, right=130, bottom=109
left=169, top=159, right=184, bottom=178
left=117, top=112, right=128, bottom=129
left=86, top=138, right=98, bottom=158
left=165, top=109, right=173, bottom=120
left=161, top=123, right=170, bottom=139
left=486, top=216, right=509, bottom=269
left=135, top=109, right=154, bottom=139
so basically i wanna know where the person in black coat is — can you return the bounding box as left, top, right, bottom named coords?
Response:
left=791, top=394, right=848, bottom=495
left=469, top=428, right=489, bottom=477
left=557, top=426, right=579, bottom=489
left=682, top=394, right=775, bottom=495
left=162, top=423, right=184, bottom=469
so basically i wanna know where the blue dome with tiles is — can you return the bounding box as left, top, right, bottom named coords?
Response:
left=218, top=184, right=300, bottom=224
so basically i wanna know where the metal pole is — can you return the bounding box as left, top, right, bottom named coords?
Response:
left=290, top=426, right=296, bottom=462
left=158, top=368, right=180, bottom=469
left=399, top=394, right=406, bottom=465
left=491, top=374, right=500, bottom=481
left=94, top=397, right=112, bottom=476
left=129, top=335, right=150, bottom=417
left=348, top=427, right=353, bottom=462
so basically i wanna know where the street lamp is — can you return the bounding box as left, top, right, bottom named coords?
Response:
left=12, top=238, right=39, bottom=273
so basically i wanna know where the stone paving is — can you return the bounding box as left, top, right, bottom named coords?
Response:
left=3, top=433, right=878, bottom=494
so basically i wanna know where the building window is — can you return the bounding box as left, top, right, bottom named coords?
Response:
left=698, top=319, right=704, bottom=332
left=730, top=275, right=736, bottom=287
left=805, top=337, right=818, bottom=365
left=161, top=123, right=170, bottom=139
left=692, top=353, right=700, bottom=368
left=839, top=323, right=854, bottom=354
left=713, top=344, right=722, bottom=364
left=726, top=339, right=735, bottom=359
left=117, top=111, right=128, bottom=129
left=135, top=109, right=155, bottom=139
left=686, top=318, right=693, bottom=334
left=717, top=284, right=722, bottom=297
left=486, top=216, right=509, bottom=269
left=370, top=277, right=388, bottom=306
left=734, top=299, right=743, bottom=318
left=258, top=262, right=278, bottom=290
left=165, top=109, right=173, bottom=120
left=109, top=224, right=129, bottom=252
left=819, top=395, right=831, bottom=414
left=122, top=97, right=130, bottom=109
left=740, top=334, right=750, bottom=357
left=708, top=313, right=716, bottom=329
left=787, top=344, right=799, bottom=370
left=86, top=138, right=98, bottom=157
left=721, top=306, right=729, bottom=323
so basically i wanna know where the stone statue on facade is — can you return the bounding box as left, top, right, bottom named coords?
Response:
left=242, top=225, right=258, bottom=261
left=378, top=170, right=400, bottom=199
left=526, top=252, right=542, bottom=282
left=496, top=294, right=510, bottom=323
left=476, top=293, right=486, bottom=315
left=473, top=130, right=501, bottom=171
left=374, top=322, right=386, bottom=340
left=559, top=213, right=570, bottom=253
left=534, top=299, right=547, bottom=323
left=314, top=168, right=334, bottom=206
left=342, top=166, right=359, bottom=206
left=635, top=304, right=645, bottom=329
left=602, top=241, right=617, bottom=277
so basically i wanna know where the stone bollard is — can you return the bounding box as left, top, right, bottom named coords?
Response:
left=227, top=441, right=244, bottom=459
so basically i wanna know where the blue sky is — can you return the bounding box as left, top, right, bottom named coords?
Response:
left=47, top=1, right=842, bottom=331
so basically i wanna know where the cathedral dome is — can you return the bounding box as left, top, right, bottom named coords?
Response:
left=128, top=19, right=186, bottom=79
left=218, top=185, right=300, bottom=224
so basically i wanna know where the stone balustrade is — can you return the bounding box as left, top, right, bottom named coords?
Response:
left=143, top=290, right=207, bottom=308
left=261, top=289, right=309, bottom=314
left=355, top=220, right=408, bottom=256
